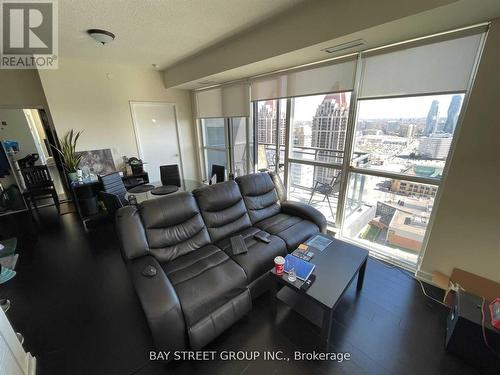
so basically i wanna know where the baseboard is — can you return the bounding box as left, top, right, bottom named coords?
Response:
left=415, top=269, right=436, bottom=284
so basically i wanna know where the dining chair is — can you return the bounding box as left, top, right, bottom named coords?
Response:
left=21, top=165, right=60, bottom=214
left=210, top=164, right=225, bottom=185
left=160, top=164, right=181, bottom=187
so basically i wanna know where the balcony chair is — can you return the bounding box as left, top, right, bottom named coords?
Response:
left=308, top=171, right=342, bottom=220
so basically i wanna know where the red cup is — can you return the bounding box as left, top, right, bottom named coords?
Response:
left=274, top=256, right=285, bottom=276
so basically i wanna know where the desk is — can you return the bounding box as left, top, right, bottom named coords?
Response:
left=70, top=172, right=149, bottom=228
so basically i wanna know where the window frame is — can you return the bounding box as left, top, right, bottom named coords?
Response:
left=199, top=117, right=253, bottom=181
left=249, top=31, right=485, bottom=270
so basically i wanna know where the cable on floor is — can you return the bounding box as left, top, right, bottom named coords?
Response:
left=370, top=257, right=449, bottom=307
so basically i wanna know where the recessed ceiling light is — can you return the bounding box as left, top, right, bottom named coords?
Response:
left=152, top=64, right=160, bottom=69
left=87, top=29, right=115, bottom=45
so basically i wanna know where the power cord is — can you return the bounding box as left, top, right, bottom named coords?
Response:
left=371, top=257, right=449, bottom=307
left=373, top=257, right=500, bottom=357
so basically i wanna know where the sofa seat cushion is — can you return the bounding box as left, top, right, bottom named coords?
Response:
left=254, top=213, right=319, bottom=251
left=216, top=227, right=287, bottom=283
left=162, top=244, right=248, bottom=327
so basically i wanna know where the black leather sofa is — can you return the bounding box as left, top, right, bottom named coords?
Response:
left=116, top=172, right=327, bottom=352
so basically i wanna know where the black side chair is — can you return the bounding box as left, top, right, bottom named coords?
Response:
left=210, top=164, right=226, bottom=185
left=99, top=172, right=128, bottom=206
left=160, top=164, right=181, bottom=187
left=21, top=165, right=60, bottom=214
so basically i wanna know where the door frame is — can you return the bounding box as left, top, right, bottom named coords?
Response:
left=129, top=101, right=185, bottom=182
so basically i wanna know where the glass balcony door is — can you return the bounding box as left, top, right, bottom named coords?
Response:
left=286, top=92, right=352, bottom=226
left=200, top=117, right=253, bottom=181
left=255, top=99, right=286, bottom=180
left=229, top=117, right=251, bottom=177
left=200, top=118, right=228, bottom=180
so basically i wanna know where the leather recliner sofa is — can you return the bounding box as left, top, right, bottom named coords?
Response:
left=116, top=172, right=327, bottom=352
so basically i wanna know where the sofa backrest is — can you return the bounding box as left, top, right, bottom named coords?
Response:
left=193, top=180, right=252, bottom=242
left=128, top=192, right=211, bottom=262
left=235, top=172, right=281, bottom=224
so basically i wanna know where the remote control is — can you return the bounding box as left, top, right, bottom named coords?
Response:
left=253, top=231, right=271, bottom=243
left=300, top=274, right=316, bottom=291
left=230, top=235, right=248, bottom=255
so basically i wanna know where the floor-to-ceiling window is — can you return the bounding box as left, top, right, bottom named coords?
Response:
left=195, top=83, right=253, bottom=180
left=255, top=99, right=286, bottom=180
left=200, top=118, right=227, bottom=179
left=249, top=28, right=485, bottom=269
left=342, top=94, right=464, bottom=266
left=287, top=92, right=352, bottom=225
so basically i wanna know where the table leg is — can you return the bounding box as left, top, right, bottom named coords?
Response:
left=320, top=307, right=333, bottom=351
left=270, top=279, right=279, bottom=318
left=357, top=259, right=367, bottom=291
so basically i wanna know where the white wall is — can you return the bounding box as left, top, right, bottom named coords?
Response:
left=38, top=58, right=199, bottom=179
left=419, top=18, right=500, bottom=283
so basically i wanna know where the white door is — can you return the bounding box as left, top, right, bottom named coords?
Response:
left=130, top=102, right=183, bottom=182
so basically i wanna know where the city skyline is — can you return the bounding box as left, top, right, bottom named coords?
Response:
left=292, top=93, right=462, bottom=123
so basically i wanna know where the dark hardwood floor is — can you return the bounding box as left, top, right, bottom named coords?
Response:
left=0, top=207, right=480, bottom=375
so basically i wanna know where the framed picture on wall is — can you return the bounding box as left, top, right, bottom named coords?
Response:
left=77, top=148, right=116, bottom=176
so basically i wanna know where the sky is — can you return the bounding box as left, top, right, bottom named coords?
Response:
left=291, top=93, right=462, bottom=122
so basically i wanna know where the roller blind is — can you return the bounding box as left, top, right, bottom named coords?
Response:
left=195, top=83, right=249, bottom=118
left=359, top=33, right=483, bottom=98
left=250, top=57, right=357, bottom=101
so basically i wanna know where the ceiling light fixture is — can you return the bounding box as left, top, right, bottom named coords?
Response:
left=321, top=39, right=365, bottom=54
left=87, top=29, right=115, bottom=45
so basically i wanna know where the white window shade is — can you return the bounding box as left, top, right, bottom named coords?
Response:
left=359, top=33, right=483, bottom=98
left=195, top=83, right=249, bottom=118
left=250, top=57, right=357, bottom=101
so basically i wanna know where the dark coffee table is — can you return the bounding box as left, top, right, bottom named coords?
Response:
left=270, top=233, right=368, bottom=350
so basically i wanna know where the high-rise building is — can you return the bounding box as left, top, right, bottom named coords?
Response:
left=418, top=134, right=453, bottom=159
left=443, top=95, right=462, bottom=134
left=311, top=93, right=349, bottom=183
left=257, top=101, right=286, bottom=170
left=424, top=100, right=439, bottom=135
left=256, top=101, right=286, bottom=145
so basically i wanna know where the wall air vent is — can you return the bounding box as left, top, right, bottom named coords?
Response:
left=321, top=39, right=365, bottom=54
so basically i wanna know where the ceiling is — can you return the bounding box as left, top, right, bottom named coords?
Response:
left=57, top=0, right=304, bottom=69
left=164, top=0, right=500, bottom=89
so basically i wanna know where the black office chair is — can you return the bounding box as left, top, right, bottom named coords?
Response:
left=160, top=164, right=181, bottom=187
left=99, top=191, right=124, bottom=219
left=210, top=164, right=226, bottom=185
left=21, top=165, right=60, bottom=214
left=99, top=172, right=128, bottom=206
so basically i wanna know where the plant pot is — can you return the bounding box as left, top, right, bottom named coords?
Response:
left=67, top=172, right=78, bottom=182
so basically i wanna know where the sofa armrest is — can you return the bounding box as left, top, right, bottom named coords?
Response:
left=281, top=201, right=327, bottom=233
left=116, top=205, right=149, bottom=260
left=128, top=255, right=187, bottom=352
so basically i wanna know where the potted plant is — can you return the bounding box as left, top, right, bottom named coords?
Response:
left=53, top=130, right=83, bottom=182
